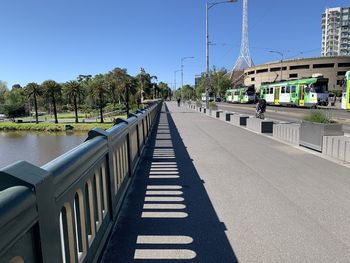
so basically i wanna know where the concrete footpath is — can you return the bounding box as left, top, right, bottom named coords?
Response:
left=102, top=102, right=350, bottom=262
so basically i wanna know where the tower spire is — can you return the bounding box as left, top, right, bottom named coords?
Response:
left=231, top=0, right=253, bottom=76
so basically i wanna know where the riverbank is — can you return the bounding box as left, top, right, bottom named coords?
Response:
left=0, top=122, right=113, bottom=132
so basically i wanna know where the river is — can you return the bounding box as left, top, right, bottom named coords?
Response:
left=0, top=131, right=87, bottom=169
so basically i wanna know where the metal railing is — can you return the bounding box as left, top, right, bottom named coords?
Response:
left=0, top=102, right=162, bottom=263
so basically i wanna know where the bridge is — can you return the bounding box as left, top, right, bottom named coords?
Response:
left=1, top=101, right=350, bottom=262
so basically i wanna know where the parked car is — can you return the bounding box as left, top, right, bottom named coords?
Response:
left=215, top=97, right=226, bottom=102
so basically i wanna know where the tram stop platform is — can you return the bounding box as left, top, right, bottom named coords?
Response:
left=101, top=102, right=350, bottom=263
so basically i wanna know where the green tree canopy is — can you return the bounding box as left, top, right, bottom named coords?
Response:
left=181, top=85, right=195, bottom=100
left=90, top=74, right=109, bottom=123
left=158, top=82, right=170, bottom=99
left=63, top=80, right=83, bottom=123
left=41, top=80, right=61, bottom=123
left=195, top=68, right=232, bottom=99
left=136, top=68, right=157, bottom=101
left=4, top=85, right=26, bottom=118
left=25, top=82, right=42, bottom=123
left=0, top=81, right=8, bottom=113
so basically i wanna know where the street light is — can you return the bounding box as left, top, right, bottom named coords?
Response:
left=206, top=0, right=237, bottom=109
left=269, top=50, right=284, bottom=81
left=181, top=56, right=194, bottom=101
left=174, top=69, right=181, bottom=100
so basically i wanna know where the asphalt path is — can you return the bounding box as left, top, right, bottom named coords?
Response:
left=216, top=102, right=350, bottom=133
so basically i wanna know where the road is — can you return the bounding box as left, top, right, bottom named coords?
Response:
left=216, top=102, right=350, bottom=133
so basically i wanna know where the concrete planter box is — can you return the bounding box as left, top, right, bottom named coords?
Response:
left=212, top=110, right=223, bottom=118
left=206, top=109, right=212, bottom=116
left=246, top=118, right=273, bottom=133
left=220, top=112, right=234, bottom=122
left=322, top=135, right=350, bottom=163
left=273, top=123, right=300, bottom=145
left=300, top=121, right=344, bottom=152
left=231, top=115, right=250, bottom=126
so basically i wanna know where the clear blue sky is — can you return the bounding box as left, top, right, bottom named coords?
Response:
left=0, top=0, right=349, bottom=88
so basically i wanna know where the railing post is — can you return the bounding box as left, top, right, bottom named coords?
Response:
left=0, top=161, right=62, bottom=263
left=128, top=113, right=141, bottom=158
left=85, top=128, right=118, bottom=219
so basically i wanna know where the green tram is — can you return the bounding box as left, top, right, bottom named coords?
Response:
left=341, top=71, right=350, bottom=110
left=260, top=76, right=329, bottom=107
left=225, top=86, right=255, bottom=104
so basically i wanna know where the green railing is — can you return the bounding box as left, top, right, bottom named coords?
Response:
left=0, top=102, right=162, bottom=263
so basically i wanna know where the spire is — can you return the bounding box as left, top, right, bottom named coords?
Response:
left=231, top=0, right=253, bottom=75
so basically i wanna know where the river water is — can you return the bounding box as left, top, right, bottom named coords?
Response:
left=0, top=131, right=87, bottom=169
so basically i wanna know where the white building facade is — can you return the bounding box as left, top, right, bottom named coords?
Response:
left=322, top=6, right=350, bottom=56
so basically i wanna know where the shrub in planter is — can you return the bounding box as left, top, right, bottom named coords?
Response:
left=196, top=101, right=202, bottom=107
left=300, top=110, right=343, bottom=152
left=209, top=101, right=218, bottom=110
left=303, top=110, right=334, bottom=124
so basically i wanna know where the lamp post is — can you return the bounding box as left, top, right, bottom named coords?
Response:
left=206, top=0, right=237, bottom=109
left=269, top=50, right=284, bottom=81
left=181, top=56, right=194, bottom=101
left=174, top=69, right=181, bottom=100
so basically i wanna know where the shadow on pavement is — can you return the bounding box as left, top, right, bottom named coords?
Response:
left=101, top=103, right=238, bottom=262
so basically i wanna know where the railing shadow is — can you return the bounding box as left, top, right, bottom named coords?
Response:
left=102, top=103, right=238, bottom=262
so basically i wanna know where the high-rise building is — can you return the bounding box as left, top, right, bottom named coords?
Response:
left=321, top=6, right=350, bottom=57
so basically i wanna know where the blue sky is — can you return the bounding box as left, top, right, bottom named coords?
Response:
left=0, top=0, right=349, bottom=88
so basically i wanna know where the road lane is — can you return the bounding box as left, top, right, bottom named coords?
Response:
left=216, top=102, right=350, bottom=133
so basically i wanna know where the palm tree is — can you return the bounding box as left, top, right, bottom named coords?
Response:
left=90, top=75, right=108, bottom=123
left=25, top=82, right=41, bottom=124
left=109, top=68, right=136, bottom=115
left=136, top=68, right=158, bottom=105
left=121, top=74, right=136, bottom=116
left=105, top=72, right=118, bottom=107
left=64, top=80, right=83, bottom=123
left=41, top=80, right=61, bottom=124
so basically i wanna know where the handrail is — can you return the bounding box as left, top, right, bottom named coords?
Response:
left=0, top=101, right=162, bottom=263
left=0, top=186, right=37, bottom=260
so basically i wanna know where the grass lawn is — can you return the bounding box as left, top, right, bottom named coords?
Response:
left=0, top=122, right=113, bottom=132
left=18, top=113, right=127, bottom=124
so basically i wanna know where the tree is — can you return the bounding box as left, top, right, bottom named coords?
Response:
left=123, top=75, right=137, bottom=116
left=195, top=68, right=232, bottom=99
left=0, top=81, right=8, bottom=113
left=25, top=82, right=42, bottom=124
left=158, top=82, right=170, bottom=100
left=90, top=75, right=108, bottom=123
left=4, top=86, right=26, bottom=119
left=12, top=84, right=22, bottom=90
left=211, top=68, right=232, bottom=97
left=64, top=80, right=83, bottom=123
left=77, top=74, right=92, bottom=83
left=42, top=80, right=61, bottom=123
left=182, top=84, right=195, bottom=100
left=136, top=68, right=157, bottom=105
left=109, top=68, right=137, bottom=116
